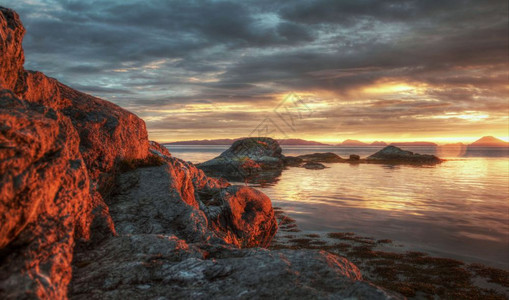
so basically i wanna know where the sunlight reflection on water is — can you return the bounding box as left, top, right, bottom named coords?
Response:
left=168, top=145, right=509, bottom=269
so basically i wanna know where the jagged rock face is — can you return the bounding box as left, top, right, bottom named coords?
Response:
left=367, top=145, right=442, bottom=164
left=0, top=91, right=93, bottom=299
left=58, top=83, right=149, bottom=182
left=0, top=7, right=144, bottom=298
left=0, top=7, right=149, bottom=187
left=19, top=71, right=66, bottom=110
left=0, top=7, right=24, bottom=93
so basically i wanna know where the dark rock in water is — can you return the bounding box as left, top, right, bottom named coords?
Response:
left=297, top=152, right=343, bottom=162
left=282, top=155, right=303, bottom=166
left=303, top=162, right=327, bottom=169
left=198, top=137, right=284, bottom=182
left=349, top=154, right=361, bottom=161
left=367, top=146, right=442, bottom=164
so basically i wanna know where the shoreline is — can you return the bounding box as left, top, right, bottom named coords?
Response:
left=270, top=206, right=509, bottom=299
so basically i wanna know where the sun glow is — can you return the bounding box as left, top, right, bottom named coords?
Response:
left=362, top=81, right=424, bottom=94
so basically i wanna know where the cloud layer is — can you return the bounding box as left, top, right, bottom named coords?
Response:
left=7, top=0, right=508, bottom=142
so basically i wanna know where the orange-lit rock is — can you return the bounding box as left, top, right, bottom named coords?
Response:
left=207, top=185, right=277, bottom=247
left=0, top=6, right=146, bottom=298
left=0, top=91, right=92, bottom=299
left=58, top=82, right=149, bottom=183
left=0, top=7, right=24, bottom=93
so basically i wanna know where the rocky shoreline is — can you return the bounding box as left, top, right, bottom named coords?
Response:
left=0, top=7, right=399, bottom=299
left=270, top=208, right=509, bottom=299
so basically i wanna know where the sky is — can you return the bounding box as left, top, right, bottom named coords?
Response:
left=6, top=0, right=509, bottom=143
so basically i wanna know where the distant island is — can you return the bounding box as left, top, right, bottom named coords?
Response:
left=464, top=136, right=509, bottom=157
left=468, top=136, right=509, bottom=147
left=390, top=142, right=438, bottom=147
left=338, top=139, right=388, bottom=146
left=164, top=138, right=330, bottom=146
left=339, top=139, right=437, bottom=147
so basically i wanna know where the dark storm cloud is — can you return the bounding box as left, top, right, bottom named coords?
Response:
left=277, top=0, right=504, bottom=24
left=5, top=0, right=508, bottom=141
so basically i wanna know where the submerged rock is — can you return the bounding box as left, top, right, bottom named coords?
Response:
left=367, top=146, right=442, bottom=164
left=198, top=137, right=284, bottom=182
left=303, top=161, right=327, bottom=169
left=349, top=154, right=361, bottom=161
left=297, top=152, right=343, bottom=162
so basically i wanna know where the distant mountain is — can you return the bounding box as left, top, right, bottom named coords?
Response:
left=278, top=139, right=330, bottom=145
left=164, top=138, right=240, bottom=145
left=464, top=136, right=509, bottom=157
left=164, top=138, right=329, bottom=146
left=340, top=139, right=368, bottom=146
left=390, top=142, right=437, bottom=147
left=468, top=136, right=509, bottom=147
left=338, top=139, right=387, bottom=146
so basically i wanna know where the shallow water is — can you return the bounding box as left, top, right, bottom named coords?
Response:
left=168, top=145, right=509, bottom=270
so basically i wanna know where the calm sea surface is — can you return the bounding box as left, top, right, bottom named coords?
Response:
left=167, top=145, right=509, bottom=270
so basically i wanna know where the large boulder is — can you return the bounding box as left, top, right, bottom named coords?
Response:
left=367, top=145, right=442, bottom=164
left=198, top=137, right=284, bottom=182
